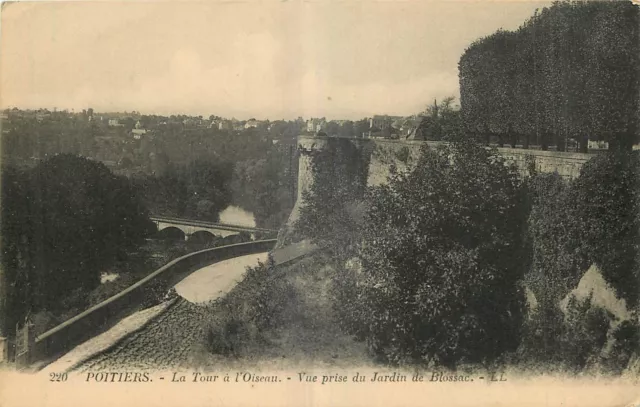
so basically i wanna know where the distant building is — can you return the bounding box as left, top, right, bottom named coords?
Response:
left=132, top=129, right=147, bottom=140
left=588, top=140, right=609, bottom=150
left=369, top=115, right=403, bottom=132
left=396, top=117, right=420, bottom=137
left=306, top=118, right=326, bottom=133
left=108, top=119, right=123, bottom=127
left=245, top=119, right=259, bottom=129
left=36, top=111, right=51, bottom=122
left=233, top=121, right=245, bottom=131
left=218, top=120, right=232, bottom=131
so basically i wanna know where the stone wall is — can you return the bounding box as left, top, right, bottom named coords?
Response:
left=280, top=135, right=595, bottom=246
left=495, top=146, right=592, bottom=179
left=30, top=239, right=277, bottom=366
left=368, top=139, right=594, bottom=186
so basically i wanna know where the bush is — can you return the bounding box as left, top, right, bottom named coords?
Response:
left=525, top=173, right=587, bottom=304
left=206, top=258, right=298, bottom=356
left=394, top=146, right=411, bottom=164
left=353, top=140, right=528, bottom=368
left=140, top=279, right=177, bottom=308
left=518, top=300, right=566, bottom=366
left=329, top=259, right=369, bottom=340
left=206, top=305, right=255, bottom=357
left=571, top=151, right=640, bottom=307
left=519, top=293, right=613, bottom=372
left=294, top=137, right=370, bottom=262
left=561, top=293, right=612, bottom=372
left=603, top=320, right=640, bottom=374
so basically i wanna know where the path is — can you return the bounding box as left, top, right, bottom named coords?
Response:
left=42, top=301, right=171, bottom=373
left=75, top=298, right=210, bottom=371
left=175, top=252, right=268, bottom=303
left=41, top=240, right=319, bottom=373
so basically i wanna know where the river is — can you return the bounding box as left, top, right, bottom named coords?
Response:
left=218, top=205, right=256, bottom=227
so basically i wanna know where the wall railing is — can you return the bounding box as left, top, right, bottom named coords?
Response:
left=28, top=239, right=277, bottom=366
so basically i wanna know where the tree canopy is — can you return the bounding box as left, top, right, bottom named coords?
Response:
left=1, top=154, right=154, bottom=329
left=459, top=1, right=640, bottom=151
left=355, top=140, right=529, bottom=367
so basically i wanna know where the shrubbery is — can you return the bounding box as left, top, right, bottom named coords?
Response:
left=521, top=151, right=639, bottom=373
left=459, top=2, right=639, bottom=151
left=206, top=258, right=297, bottom=357
left=519, top=293, right=613, bottom=372
left=329, top=259, right=369, bottom=341
left=329, top=141, right=530, bottom=368
left=604, top=320, right=640, bottom=375
left=287, top=123, right=639, bottom=373
left=524, top=173, right=586, bottom=314
left=294, top=137, right=370, bottom=262
left=571, top=151, right=640, bottom=307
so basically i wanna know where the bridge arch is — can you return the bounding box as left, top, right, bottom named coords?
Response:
left=188, top=230, right=217, bottom=244
left=155, top=226, right=186, bottom=241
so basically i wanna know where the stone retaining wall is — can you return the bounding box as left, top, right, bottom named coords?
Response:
left=30, top=239, right=277, bottom=365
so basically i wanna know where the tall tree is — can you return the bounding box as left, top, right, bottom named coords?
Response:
left=1, top=155, right=154, bottom=318
left=356, top=140, right=529, bottom=367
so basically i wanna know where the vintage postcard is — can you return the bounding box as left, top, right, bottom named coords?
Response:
left=0, top=0, right=639, bottom=406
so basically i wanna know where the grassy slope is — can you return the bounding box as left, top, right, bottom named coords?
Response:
left=192, top=253, right=372, bottom=371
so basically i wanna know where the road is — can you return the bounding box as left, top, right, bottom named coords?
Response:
left=50, top=242, right=318, bottom=373
left=66, top=252, right=268, bottom=372
left=175, top=252, right=268, bottom=303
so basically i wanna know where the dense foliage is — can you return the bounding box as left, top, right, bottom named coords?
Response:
left=291, top=136, right=640, bottom=372
left=132, top=160, right=233, bottom=222
left=293, top=137, right=370, bottom=260
left=459, top=1, right=640, bottom=151
left=337, top=141, right=529, bottom=367
left=1, top=155, right=154, bottom=331
left=516, top=151, right=640, bottom=373
left=230, top=146, right=297, bottom=229
left=525, top=173, right=586, bottom=306
left=520, top=293, right=613, bottom=372
left=571, top=151, right=640, bottom=307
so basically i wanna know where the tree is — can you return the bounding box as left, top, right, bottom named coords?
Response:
left=571, top=151, right=640, bottom=307
left=182, top=160, right=233, bottom=222
left=415, top=97, right=462, bottom=141
left=1, top=155, right=154, bottom=322
left=1, top=166, right=34, bottom=333
left=459, top=2, right=640, bottom=151
left=354, top=119, right=370, bottom=138
left=294, top=137, right=370, bottom=260
left=355, top=140, right=528, bottom=367
left=338, top=121, right=354, bottom=138
left=525, top=173, right=586, bottom=305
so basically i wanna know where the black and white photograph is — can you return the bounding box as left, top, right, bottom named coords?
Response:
left=0, top=1, right=638, bottom=406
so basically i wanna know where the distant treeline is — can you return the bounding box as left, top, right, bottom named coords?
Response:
left=459, top=1, right=640, bottom=151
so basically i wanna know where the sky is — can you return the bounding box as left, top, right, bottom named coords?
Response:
left=0, top=0, right=552, bottom=120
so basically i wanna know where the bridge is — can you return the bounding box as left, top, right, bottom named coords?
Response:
left=150, top=215, right=278, bottom=240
